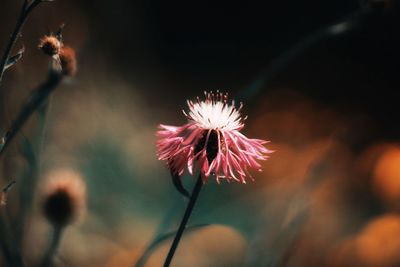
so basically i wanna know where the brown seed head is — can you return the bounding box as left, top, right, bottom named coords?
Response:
left=38, top=36, right=62, bottom=56
left=42, top=169, right=86, bottom=227
left=59, top=46, right=77, bottom=76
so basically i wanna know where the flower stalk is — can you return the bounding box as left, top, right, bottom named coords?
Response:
left=157, top=91, right=271, bottom=266
left=0, top=0, right=46, bottom=87
left=163, top=174, right=203, bottom=267
left=38, top=226, right=63, bottom=267
left=0, top=70, right=63, bottom=158
left=0, top=208, right=25, bottom=267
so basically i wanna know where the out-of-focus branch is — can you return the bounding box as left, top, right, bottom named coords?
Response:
left=0, top=23, right=75, bottom=158
left=0, top=0, right=54, bottom=87
left=0, top=180, right=16, bottom=206
left=0, top=66, right=62, bottom=267
left=134, top=224, right=210, bottom=267
left=0, top=70, right=63, bottom=158
left=237, top=3, right=386, bottom=102
left=0, top=208, right=25, bottom=267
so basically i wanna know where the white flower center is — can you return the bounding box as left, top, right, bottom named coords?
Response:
left=184, top=93, right=244, bottom=131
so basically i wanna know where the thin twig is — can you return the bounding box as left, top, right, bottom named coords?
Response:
left=0, top=209, right=25, bottom=267
left=134, top=196, right=183, bottom=267
left=237, top=7, right=373, bottom=102
left=1, top=180, right=16, bottom=206
left=16, top=136, right=38, bottom=247
left=15, top=96, right=51, bottom=247
left=0, top=0, right=45, bottom=87
left=0, top=70, right=63, bottom=158
left=135, top=224, right=209, bottom=267
left=0, top=68, right=61, bottom=265
left=163, top=174, right=203, bottom=267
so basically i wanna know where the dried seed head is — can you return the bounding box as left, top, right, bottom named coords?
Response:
left=42, top=169, right=86, bottom=227
left=59, top=46, right=77, bottom=76
left=38, top=36, right=62, bottom=56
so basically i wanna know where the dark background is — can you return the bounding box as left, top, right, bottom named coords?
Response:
left=80, top=0, right=400, bottom=140
left=2, top=0, right=400, bottom=134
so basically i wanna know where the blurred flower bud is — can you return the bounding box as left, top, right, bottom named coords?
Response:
left=38, top=36, right=62, bottom=56
left=42, top=169, right=86, bottom=228
left=59, top=46, right=77, bottom=76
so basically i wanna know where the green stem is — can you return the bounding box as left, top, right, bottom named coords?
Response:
left=0, top=209, right=25, bottom=267
left=0, top=71, right=63, bottom=158
left=134, top=196, right=182, bottom=267
left=16, top=96, right=51, bottom=248
left=163, top=174, right=203, bottom=267
left=38, top=226, right=63, bottom=267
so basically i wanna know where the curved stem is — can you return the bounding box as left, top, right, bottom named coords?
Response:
left=163, top=174, right=203, bottom=267
left=0, top=71, right=63, bottom=158
left=134, top=196, right=182, bottom=267
left=134, top=224, right=209, bottom=267
left=0, top=0, right=41, bottom=87
left=237, top=8, right=371, bottom=102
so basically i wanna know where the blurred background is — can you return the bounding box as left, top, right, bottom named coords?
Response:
left=1, top=0, right=400, bottom=266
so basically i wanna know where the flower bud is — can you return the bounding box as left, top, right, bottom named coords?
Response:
left=38, top=36, right=62, bottom=56
left=41, top=169, right=86, bottom=227
left=59, top=46, right=77, bottom=76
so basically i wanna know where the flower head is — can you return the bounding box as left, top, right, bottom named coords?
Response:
left=38, top=35, right=62, bottom=56
left=38, top=25, right=77, bottom=77
left=59, top=46, right=77, bottom=76
left=157, top=91, right=272, bottom=183
left=41, top=169, right=86, bottom=227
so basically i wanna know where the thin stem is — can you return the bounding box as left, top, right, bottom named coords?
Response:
left=38, top=95, right=52, bottom=173
left=163, top=174, right=203, bottom=267
left=0, top=71, right=63, bottom=158
left=135, top=224, right=209, bottom=267
left=134, top=196, right=183, bottom=267
left=15, top=97, right=51, bottom=247
left=0, top=209, right=25, bottom=267
left=237, top=7, right=371, bottom=102
left=0, top=0, right=41, bottom=87
left=38, top=225, right=63, bottom=267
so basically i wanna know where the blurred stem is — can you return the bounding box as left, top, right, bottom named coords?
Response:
left=134, top=196, right=183, bottom=267
left=15, top=144, right=37, bottom=248
left=134, top=223, right=209, bottom=267
left=163, top=174, right=203, bottom=267
left=0, top=71, right=63, bottom=158
left=0, top=208, right=25, bottom=267
left=237, top=7, right=372, bottom=102
left=38, top=225, right=63, bottom=267
left=276, top=230, right=304, bottom=267
left=0, top=0, right=42, bottom=88
left=37, top=96, right=52, bottom=172
left=16, top=97, right=51, bottom=248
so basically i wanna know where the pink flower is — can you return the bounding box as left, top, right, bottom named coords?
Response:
left=157, top=91, right=272, bottom=183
